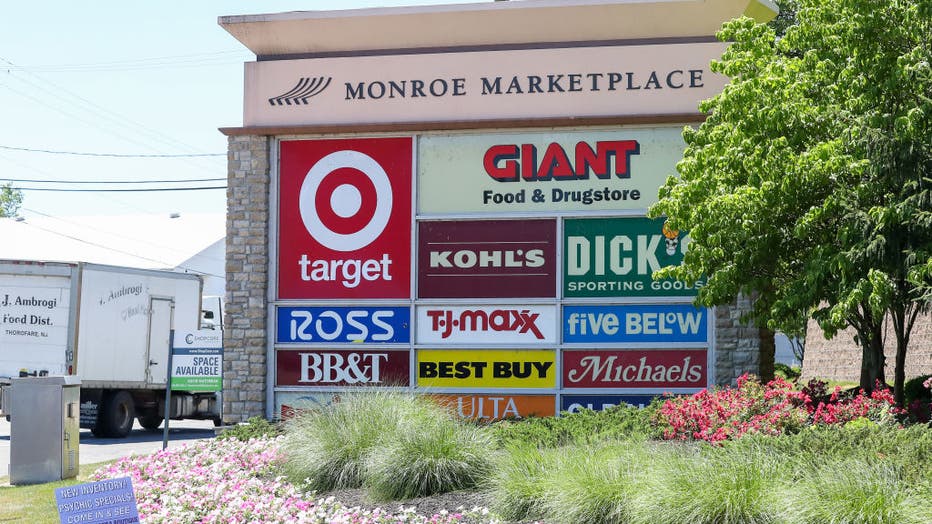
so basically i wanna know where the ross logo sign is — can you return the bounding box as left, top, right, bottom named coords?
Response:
left=417, top=349, right=556, bottom=388
left=276, top=349, right=410, bottom=387
left=563, top=349, right=707, bottom=389
left=243, top=43, right=728, bottom=127
left=563, top=304, right=708, bottom=344
left=171, top=330, right=223, bottom=392
left=417, top=219, right=556, bottom=298
left=418, top=128, right=684, bottom=213
left=276, top=306, right=410, bottom=344
left=561, top=394, right=661, bottom=413
left=432, top=394, right=556, bottom=421
left=56, top=477, right=139, bottom=524
left=277, top=137, right=412, bottom=299
left=564, top=216, right=703, bottom=297
left=416, top=305, right=556, bottom=344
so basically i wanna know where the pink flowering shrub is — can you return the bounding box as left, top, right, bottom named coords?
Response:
left=655, top=374, right=903, bottom=444
left=91, top=437, right=489, bottom=523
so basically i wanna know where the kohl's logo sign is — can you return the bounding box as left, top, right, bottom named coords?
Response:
left=276, top=306, right=410, bottom=344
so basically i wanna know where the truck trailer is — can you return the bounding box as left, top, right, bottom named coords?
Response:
left=0, top=260, right=221, bottom=437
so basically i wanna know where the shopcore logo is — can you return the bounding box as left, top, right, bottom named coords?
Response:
left=297, top=150, right=394, bottom=288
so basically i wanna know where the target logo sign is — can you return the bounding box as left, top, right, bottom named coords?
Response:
left=278, top=138, right=412, bottom=299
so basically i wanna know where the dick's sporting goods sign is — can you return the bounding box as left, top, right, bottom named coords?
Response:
left=272, top=130, right=713, bottom=419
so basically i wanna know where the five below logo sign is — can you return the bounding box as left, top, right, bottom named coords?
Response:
left=277, top=138, right=413, bottom=299
left=424, top=308, right=546, bottom=342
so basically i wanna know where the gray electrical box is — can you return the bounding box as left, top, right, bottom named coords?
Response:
left=9, top=376, right=81, bottom=485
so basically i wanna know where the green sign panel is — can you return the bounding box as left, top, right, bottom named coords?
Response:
left=171, top=331, right=223, bottom=392
left=563, top=217, right=702, bottom=297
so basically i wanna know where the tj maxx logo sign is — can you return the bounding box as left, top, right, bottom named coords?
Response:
left=416, top=305, right=556, bottom=344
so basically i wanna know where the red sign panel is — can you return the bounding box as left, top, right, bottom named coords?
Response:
left=562, top=349, right=707, bottom=388
left=276, top=349, right=411, bottom=387
left=417, top=219, right=556, bottom=298
left=278, top=138, right=412, bottom=299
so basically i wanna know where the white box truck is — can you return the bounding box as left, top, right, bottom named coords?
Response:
left=0, top=260, right=221, bottom=437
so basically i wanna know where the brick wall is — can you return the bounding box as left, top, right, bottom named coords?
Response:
left=802, top=313, right=932, bottom=383
left=222, top=135, right=271, bottom=423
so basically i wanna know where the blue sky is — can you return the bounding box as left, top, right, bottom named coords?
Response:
left=0, top=1, right=472, bottom=219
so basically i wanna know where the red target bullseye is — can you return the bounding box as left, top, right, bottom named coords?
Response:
left=313, top=167, right=378, bottom=235
left=299, top=149, right=393, bottom=252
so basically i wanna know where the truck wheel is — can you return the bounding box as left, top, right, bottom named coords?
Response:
left=100, top=391, right=136, bottom=438
left=137, top=410, right=164, bottom=431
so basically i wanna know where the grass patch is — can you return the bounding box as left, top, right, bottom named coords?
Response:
left=541, top=443, right=646, bottom=524
left=490, top=402, right=657, bottom=448
left=0, top=461, right=115, bottom=524
left=633, top=445, right=783, bottom=524
left=781, top=459, right=932, bottom=524
left=366, top=415, right=493, bottom=500
left=280, top=390, right=437, bottom=491
left=485, top=444, right=563, bottom=522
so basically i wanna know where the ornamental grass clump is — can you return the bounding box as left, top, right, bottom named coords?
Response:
left=365, top=412, right=494, bottom=500
left=540, top=443, right=646, bottom=524
left=281, top=390, right=439, bottom=491
left=486, top=444, right=564, bottom=522
left=632, top=445, right=783, bottom=524
left=779, top=459, right=932, bottom=524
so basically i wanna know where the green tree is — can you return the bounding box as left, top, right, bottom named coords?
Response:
left=649, top=0, right=932, bottom=404
left=0, top=183, right=23, bottom=217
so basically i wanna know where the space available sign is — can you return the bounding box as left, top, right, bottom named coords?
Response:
left=416, top=305, right=556, bottom=344
left=417, top=349, right=556, bottom=388
left=563, top=304, right=708, bottom=344
left=417, top=219, right=556, bottom=298
left=564, top=216, right=703, bottom=297
left=418, top=128, right=685, bottom=214
left=276, top=349, right=410, bottom=387
left=432, top=394, right=556, bottom=421
left=563, top=349, right=707, bottom=389
left=277, top=137, right=412, bottom=299
left=276, top=306, right=410, bottom=344
left=243, top=42, right=728, bottom=127
left=171, top=330, right=223, bottom=392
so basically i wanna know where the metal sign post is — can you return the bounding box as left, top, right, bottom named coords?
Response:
left=162, top=329, right=174, bottom=450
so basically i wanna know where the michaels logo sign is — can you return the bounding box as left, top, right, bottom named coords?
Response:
left=416, top=305, right=556, bottom=344
left=276, top=306, right=410, bottom=344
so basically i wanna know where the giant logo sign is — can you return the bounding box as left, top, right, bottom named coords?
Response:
left=563, top=304, right=708, bottom=344
left=417, top=219, right=556, bottom=298
left=418, top=128, right=684, bottom=214
left=416, top=305, right=556, bottom=344
left=276, top=349, right=410, bottom=386
left=563, top=349, right=708, bottom=388
left=278, top=138, right=412, bottom=299
left=276, top=306, right=410, bottom=344
left=564, top=216, right=703, bottom=298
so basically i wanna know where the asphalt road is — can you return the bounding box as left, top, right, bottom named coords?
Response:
left=0, top=417, right=218, bottom=485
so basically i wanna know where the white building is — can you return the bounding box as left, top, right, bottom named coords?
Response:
left=0, top=213, right=225, bottom=297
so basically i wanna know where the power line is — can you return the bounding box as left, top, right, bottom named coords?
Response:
left=2, top=177, right=226, bottom=184
left=9, top=186, right=227, bottom=192
left=0, top=144, right=224, bottom=158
